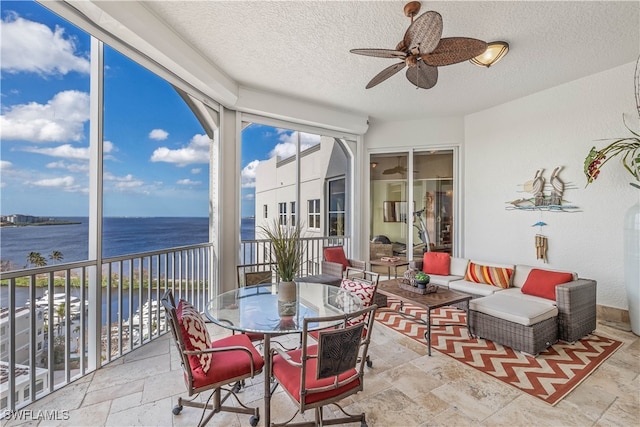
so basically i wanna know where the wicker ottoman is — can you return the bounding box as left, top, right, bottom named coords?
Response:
left=469, top=293, right=559, bottom=355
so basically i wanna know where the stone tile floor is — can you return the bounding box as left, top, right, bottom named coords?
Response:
left=9, top=319, right=639, bottom=427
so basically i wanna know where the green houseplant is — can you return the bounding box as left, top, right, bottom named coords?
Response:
left=415, top=271, right=430, bottom=288
left=258, top=219, right=304, bottom=282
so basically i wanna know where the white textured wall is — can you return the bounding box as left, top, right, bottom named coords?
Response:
left=464, top=62, right=638, bottom=311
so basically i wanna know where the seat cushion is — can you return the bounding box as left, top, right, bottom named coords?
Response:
left=469, top=294, right=558, bottom=326
left=521, top=269, right=574, bottom=300
left=272, top=345, right=361, bottom=405
left=324, top=247, right=350, bottom=271
left=422, top=252, right=451, bottom=275
left=177, top=299, right=212, bottom=373
left=191, top=334, right=265, bottom=389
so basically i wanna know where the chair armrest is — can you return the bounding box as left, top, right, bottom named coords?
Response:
left=348, top=259, right=366, bottom=271
left=322, top=260, right=344, bottom=278
left=409, top=259, right=423, bottom=270
left=270, top=347, right=302, bottom=368
left=556, top=278, right=597, bottom=342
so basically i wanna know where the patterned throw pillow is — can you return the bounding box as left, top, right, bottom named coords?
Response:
left=177, top=299, right=212, bottom=373
left=464, top=262, right=513, bottom=289
left=340, top=278, right=376, bottom=324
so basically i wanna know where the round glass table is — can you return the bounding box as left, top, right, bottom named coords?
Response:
left=205, top=281, right=363, bottom=425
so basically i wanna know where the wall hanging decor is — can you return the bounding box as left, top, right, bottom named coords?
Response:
left=506, top=167, right=580, bottom=212
left=532, top=221, right=549, bottom=263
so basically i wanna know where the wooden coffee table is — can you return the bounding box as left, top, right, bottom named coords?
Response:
left=369, top=258, right=409, bottom=279
left=377, top=279, right=472, bottom=356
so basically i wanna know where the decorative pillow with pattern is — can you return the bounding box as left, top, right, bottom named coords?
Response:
left=340, top=278, right=376, bottom=324
left=464, top=262, right=513, bottom=289
left=177, top=299, right=212, bottom=373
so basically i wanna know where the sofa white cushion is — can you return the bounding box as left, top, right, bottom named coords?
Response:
left=470, top=293, right=558, bottom=326
left=513, top=264, right=578, bottom=288
left=450, top=257, right=469, bottom=276
left=429, top=274, right=465, bottom=287
left=499, top=288, right=557, bottom=306
left=449, top=280, right=505, bottom=296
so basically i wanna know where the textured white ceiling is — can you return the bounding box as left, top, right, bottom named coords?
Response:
left=144, top=1, right=639, bottom=123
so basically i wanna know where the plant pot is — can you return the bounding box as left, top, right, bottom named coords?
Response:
left=416, top=281, right=428, bottom=289
left=277, top=281, right=297, bottom=317
left=624, top=200, right=640, bottom=336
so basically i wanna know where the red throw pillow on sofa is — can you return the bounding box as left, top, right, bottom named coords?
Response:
left=324, top=247, right=350, bottom=271
left=422, top=252, right=450, bottom=275
left=521, top=269, right=574, bottom=300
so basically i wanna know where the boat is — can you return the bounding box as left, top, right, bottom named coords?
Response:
left=29, top=291, right=87, bottom=316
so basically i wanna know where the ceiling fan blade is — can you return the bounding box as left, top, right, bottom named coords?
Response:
left=406, top=63, right=438, bottom=89
left=403, top=11, right=443, bottom=55
left=382, top=166, right=406, bottom=175
left=421, top=38, right=488, bottom=66
left=350, top=48, right=407, bottom=59
left=365, top=62, right=406, bottom=89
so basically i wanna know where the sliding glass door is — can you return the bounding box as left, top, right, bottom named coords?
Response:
left=370, top=150, right=455, bottom=262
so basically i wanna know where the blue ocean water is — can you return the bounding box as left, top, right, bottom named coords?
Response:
left=0, top=216, right=256, bottom=269
left=0, top=217, right=256, bottom=321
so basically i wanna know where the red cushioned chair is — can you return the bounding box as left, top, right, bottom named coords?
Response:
left=309, top=270, right=379, bottom=367
left=322, top=246, right=366, bottom=278
left=161, top=290, right=264, bottom=427
left=270, top=305, right=377, bottom=427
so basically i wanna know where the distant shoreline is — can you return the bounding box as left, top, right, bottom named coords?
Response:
left=0, top=221, right=82, bottom=228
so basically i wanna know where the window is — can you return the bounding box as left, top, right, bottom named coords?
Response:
left=290, top=202, right=296, bottom=226
left=263, top=205, right=268, bottom=218
left=24, top=387, right=29, bottom=400
left=278, top=203, right=287, bottom=225
left=308, top=199, right=320, bottom=229
left=38, top=342, right=42, bottom=351
left=327, top=178, right=345, bottom=236
left=36, top=380, right=44, bottom=392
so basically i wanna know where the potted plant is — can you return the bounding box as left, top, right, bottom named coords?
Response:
left=258, top=219, right=305, bottom=317
left=414, top=272, right=430, bottom=289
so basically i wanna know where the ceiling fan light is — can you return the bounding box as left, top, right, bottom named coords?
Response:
left=470, top=41, right=509, bottom=68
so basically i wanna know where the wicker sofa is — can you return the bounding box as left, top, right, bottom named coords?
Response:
left=410, top=257, right=597, bottom=355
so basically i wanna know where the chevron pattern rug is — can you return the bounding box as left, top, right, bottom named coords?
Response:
left=375, top=297, right=623, bottom=406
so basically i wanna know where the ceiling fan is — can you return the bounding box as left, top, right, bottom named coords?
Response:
left=350, top=1, right=488, bottom=89
left=382, top=157, right=417, bottom=175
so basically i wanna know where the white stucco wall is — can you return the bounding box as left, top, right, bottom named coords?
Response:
left=464, top=62, right=638, bottom=311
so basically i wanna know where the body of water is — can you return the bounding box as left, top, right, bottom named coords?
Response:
left=1, top=216, right=256, bottom=322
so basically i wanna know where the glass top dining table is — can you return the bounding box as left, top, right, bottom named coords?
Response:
left=204, top=281, right=364, bottom=426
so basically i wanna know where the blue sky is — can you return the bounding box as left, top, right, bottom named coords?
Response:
left=0, top=1, right=321, bottom=218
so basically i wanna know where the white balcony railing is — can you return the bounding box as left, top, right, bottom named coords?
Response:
left=0, top=236, right=352, bottom=411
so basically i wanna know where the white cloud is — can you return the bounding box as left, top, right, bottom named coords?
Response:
left=177, top=178, right=202, bottom=186
left=241, top=160, right=260, bottom=188
left=191, top=168, right=201, bottom=174
left=24, top=143, right=89, bottom=159
left=29, top=176, right=82, bottom=192
left=23, top=140, right=113, bottom=160
left=0, top=90, right=89, bottom=143
left=0, top=13, right=90, bottom=75
left=149, top=129, right=168, bottom=141
left=243, top=193, right=255, bottom=201
left=104, top=172, right=144, bottom=190
left=0, top=160, right=12, bottom=171
left=150, top=133, right=210, bottom=166
left=269, top=131, right=321, bottom=159
left=45, top=161, right=89, bottom=173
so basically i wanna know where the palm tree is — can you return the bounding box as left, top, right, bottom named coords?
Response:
left=49, top=250, right=64, bottom=264
left=56, top=302, right=66, bottom=327
left=27, top=252, right=47, bottom=267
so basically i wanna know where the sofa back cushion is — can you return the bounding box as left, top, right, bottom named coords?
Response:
left=521, top=268, right=575, bottom=300
left=450, top=257, right=469, bottom=276
left=422, top=252, right=450, bottom=275
left=464, top=260, right=514, bottom=289
left=324, top=246, right=350, bottom=271
left=513, top=264, right=577, bottom=288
